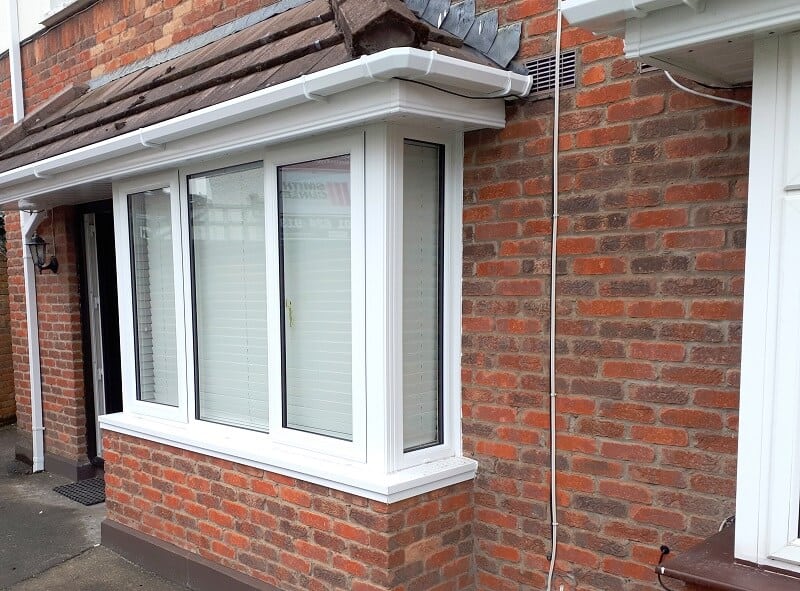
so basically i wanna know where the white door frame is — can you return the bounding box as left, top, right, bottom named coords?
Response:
left=83, top=212, right=106, bottom=457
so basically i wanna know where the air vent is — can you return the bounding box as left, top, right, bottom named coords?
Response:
left=639, top=62, right=660, bottom=74
left=524, top=50, right=577, bottom=96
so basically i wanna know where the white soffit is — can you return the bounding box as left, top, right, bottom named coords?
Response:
left=563, top=0, right=800, bottom=85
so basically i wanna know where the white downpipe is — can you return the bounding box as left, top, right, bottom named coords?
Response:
left=7, top=0, right=25, bottom=123
left=21, top=210, right=46, bottom=472
left=546, top=2, right=564, bottom=590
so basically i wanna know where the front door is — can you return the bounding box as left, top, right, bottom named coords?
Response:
left=82, top=206, right=122, bottom=459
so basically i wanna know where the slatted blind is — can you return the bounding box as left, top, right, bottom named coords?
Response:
left=279, top=156, right=353, bottom=441
left=189, top=163, right=268, bottom=431
left=129, top=189, right=179, bottom=406
left=402, top=141, right=442, bottom=451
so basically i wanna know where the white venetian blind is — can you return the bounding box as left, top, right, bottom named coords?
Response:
left=189, top=163, right=268, bottom=431
left=279, top=156, right=353, bottom=441
left=403, top=141, right=442, bottom=451
left=129, top=188, right=179, bottom=406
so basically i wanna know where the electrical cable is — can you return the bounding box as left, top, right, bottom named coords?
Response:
left=656, top=546, right=676, bottom=591
left=394, top=77, right=524, bottom=101
left=664, top=71, right=751, bottom=108
left=545, top=2, right=563, bottom=590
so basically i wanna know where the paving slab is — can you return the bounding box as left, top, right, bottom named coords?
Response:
left=0, top=425, right=184, bottom=591
left=6, top=545, right=186, bottom=591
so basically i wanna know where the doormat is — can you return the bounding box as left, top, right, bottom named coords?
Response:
left=53, top=477, right=105, bottom=506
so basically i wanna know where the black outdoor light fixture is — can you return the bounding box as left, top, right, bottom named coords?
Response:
left=27, top=234, right=59, bottom=274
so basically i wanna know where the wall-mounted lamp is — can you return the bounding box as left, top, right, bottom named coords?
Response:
left=26, top=234, right=59, bottom=274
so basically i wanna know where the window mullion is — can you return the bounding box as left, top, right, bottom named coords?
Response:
left=170, top=171, right=190, bottom=422
left=265, top=156, right=284, bottom=437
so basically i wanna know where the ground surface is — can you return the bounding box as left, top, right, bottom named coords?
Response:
left=0, top=424, right=185, bottom=590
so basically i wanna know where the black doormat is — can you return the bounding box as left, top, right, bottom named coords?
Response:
left=53, top=477, right=105, bottom=506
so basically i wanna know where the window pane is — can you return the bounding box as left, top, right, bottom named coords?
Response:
left=189, top=163, right=268, bottom=431
left=129, top=188, right=179, bottom=406
left=403, top=141, right=443, bottom=452
left=278, top=156, right=352, bottom=440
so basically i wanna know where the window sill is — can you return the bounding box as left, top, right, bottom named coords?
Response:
left=99, top=412, right=477, bottom=504
left=660, top=526, right=800, bottom=591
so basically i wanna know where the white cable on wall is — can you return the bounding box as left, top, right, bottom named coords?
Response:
left=545, top=2, right=564, bottom=590
left=664, top=71, right=751, bottom=108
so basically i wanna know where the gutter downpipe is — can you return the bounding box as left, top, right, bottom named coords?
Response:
left=7, top=0, right=25, bottom=123
left=21, top=210, right=45, bottom=472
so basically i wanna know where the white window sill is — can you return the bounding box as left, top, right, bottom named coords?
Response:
left=99, top=412, right=477, bottom=503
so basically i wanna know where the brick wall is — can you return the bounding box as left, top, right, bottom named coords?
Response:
left=0, top=223, right=14, bottom=424
left=104, top=431, right=475, bottom=591
left=460, top=3, right=749, bottom=590
left=6, top=214, right=28, bottom=433
left=8, top=209, right=87, bottom=462
left=0, top=54, right=11, bottom=130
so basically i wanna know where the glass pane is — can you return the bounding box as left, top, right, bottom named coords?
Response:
left=403, top=141, right=443, bottom=452
left=278, top=155, right=352, bottom=440
left=129, top=188, right=179, bottom=406
left=189, top=163, right=268, bottom=431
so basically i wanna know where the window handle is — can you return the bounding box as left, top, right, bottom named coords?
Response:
left=285, top=299, right=295, bottom=328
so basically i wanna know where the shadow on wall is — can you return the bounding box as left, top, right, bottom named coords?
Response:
left=0, top=214, right=14, bottom=426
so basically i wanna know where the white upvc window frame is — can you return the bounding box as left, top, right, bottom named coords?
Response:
left=736, top=31, right=800, bottom=573
left=178, top=150, right=267, bottom=433
left=265, top=132, right=367, bottom=463
left=106, top=123, right=472, bottom=502
left=114, top=171, right=188, bottom=424
left=381, top=124, right=464, bottom=472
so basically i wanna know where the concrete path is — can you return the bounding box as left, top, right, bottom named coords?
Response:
left=0, top=425, right=184, bottom=590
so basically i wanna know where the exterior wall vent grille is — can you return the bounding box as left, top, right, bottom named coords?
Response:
left=639, top=62, right=660, bottom=74
left=524, top=50, right=577, bottom=96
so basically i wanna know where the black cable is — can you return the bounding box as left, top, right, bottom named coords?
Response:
left=657, top=545, right=676, bottom=591
left=691, top=79, right=752, bottom=91
left=394, top=77, right=523, bottom=100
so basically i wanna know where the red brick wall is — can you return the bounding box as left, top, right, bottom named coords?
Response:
left=6, top=214, right=28, bottom=432
left=0, top=232, right=14, bottom=424
left=460, top=3, right=749, bottom=590
left=8, top=209, right=87, bottom=462
left=0, top=54, right=11, bottom=130
left=104, top=431, right=475, bottom=591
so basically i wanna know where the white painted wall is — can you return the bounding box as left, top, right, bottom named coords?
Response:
left=1, top=0, right=53, bottom=53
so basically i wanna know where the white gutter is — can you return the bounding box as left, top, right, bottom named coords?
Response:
left=7, top=0, right=25, bottom=122
left=561, top=0, right=704, bottom=33
left=21, top=210, right=45, bottom=472
left=0, top=47, right=532, bottom=192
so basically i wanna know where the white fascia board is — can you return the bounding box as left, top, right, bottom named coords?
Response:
left=0, top=48, right=530, bottom=201
left=626, top=0, right=800, bottom=58
left=560, top=0, right=689, bottom=35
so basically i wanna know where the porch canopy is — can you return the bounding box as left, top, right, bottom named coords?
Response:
left=0, top=0, right=531, bottom=210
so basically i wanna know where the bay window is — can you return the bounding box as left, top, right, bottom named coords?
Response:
left=109, top=126, right=469, bottom=501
